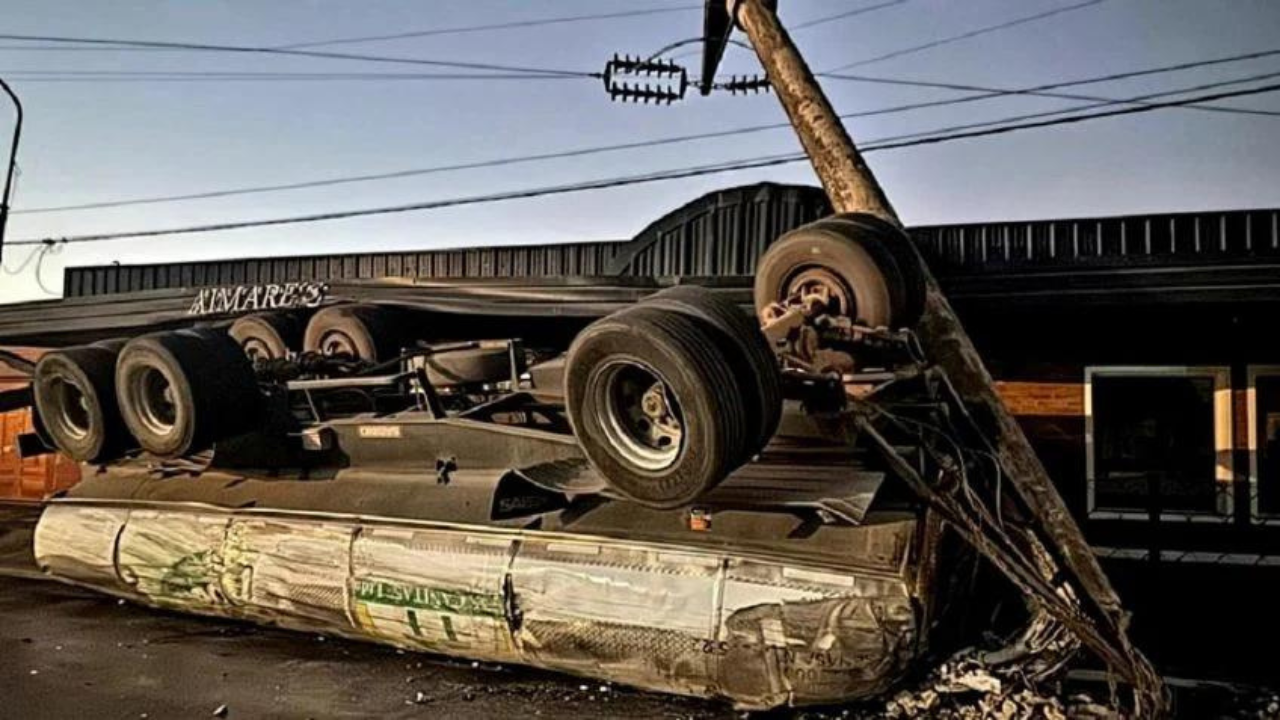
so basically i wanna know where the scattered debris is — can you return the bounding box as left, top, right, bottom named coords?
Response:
left=856, top=650, right=1117, bottom=720
left=1219, top=690, right=1280, bottom=720
left=211, top=704, right=228, bottom=718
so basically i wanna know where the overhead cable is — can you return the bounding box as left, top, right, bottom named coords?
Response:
left=822, top=0, right=1109, bottom=72
left=17, top=49, right=1278, bottom=215
left=0, top=33, right=596, bottom=78
left=280, top=5, right=700, bottom=50
left=11, top=80, right=1279, bottom=247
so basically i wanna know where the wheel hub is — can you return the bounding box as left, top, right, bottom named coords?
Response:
left=592, top=360, right=684, bottom=471
left=319, top=330, right=358, bottom=358
left=49, top=376, right=91, bottom=440
left=132, top=367, right=178, bottom=437
left=787, top=267, right=853, bottom=318
left=241, top=337, right=274, bottom=361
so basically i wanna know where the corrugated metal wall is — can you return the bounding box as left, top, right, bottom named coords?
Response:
left=912, top=208, right=1280, bottom=273
left=62, top=184, right=833, bottom=297
left=64, top=241, right=625, bottom=298
left=611, top=183, right=831, bottom=277
left=60, top=181, right=1280, bottom=298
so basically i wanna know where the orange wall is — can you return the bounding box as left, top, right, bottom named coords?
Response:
left=1, top=348, right=81, bottom=500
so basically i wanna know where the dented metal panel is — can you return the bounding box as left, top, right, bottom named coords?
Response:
left=222, top=519, right=354, bottom=627
left=116, top=510, right=229, bottom=612
left=32, top=503, right=922, bottom=709
left=349, top=527, right=519, bottom=664
left=511, top=539, right=722, bottom=697
left=33, top=504, right=128, bottom=587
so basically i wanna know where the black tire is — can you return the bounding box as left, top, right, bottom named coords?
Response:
left=230, top=312, right=303, bottom=362
left=115, top=329, right=260, bottom=458
left=822, top=213, right=925, bottom=328
left=32, top=341, right=132, bottom=463
left=640, top=286, right=782, bottom=453
left=754, top=217, right=907, bottom=329
left=565, top=306, right=749, bottom=508
left=422, top=346, right=513, bottom=386
left=303, top=305, right=401, bottom=363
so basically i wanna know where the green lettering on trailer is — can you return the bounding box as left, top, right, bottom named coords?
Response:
left=353, top=579, right=503, bottom=618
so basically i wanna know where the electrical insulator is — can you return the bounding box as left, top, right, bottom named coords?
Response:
left=715, top=74, right=772, bottom=96
left=602, top=54, right=689, bottom=105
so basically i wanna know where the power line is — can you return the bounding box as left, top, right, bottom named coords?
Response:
left=865, top=69, right=1280, bottom=145
left=279, top=5, right=700, bottom=50
left=33, top=243, right=61, bottom=296
left=0, top=33, right=596, bottom=78
left=820, top=59, right=1280, bottom=120
left=788, top=0, right=911, bottom=31
left=828, top=73, right=1280, bottom=118
left=17, top=48, right=1278, bottom=216
left=648, top=0, right=908, bottom=63
left=0, top=240, right=46, bottom=274
left=822, top=47, right=1280, bottom=91
left=823, top=0, right=1108, bottom=73
left=12, top=80, right=1279, bottom=248
left=16, top=124, right=792, bottom=215
left=865, top=81, right=1280, bottom=151
left=0, top=6, right=701, bottom=54
left=1, top=71, right=583, bottom=83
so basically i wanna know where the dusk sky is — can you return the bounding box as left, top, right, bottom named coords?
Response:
left=1, top=0, right=1277, bottom=303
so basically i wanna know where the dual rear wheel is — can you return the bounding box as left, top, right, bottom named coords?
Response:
left=565, top=287, right=782, bottom=508
left=33, top=328, right=260, bottom=462
left=566, top=214, right=923, bottom=507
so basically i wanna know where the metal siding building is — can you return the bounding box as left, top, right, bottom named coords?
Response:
left=61, top=184, right=833, bottom=296
left=59, top=183, right=1280, bottom=299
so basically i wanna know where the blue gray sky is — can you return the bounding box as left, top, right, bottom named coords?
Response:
left=1, top=0, right=1277, bottom=304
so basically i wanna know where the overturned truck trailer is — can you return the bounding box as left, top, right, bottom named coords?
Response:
left=35, top=460, right=939, bottom=709
left=14, top=240, right=989, bottom=712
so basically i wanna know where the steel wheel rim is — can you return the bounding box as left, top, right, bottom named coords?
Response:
left=590, top=359, right=683, bottom=471
left=129, top=366, right=179, bottom=437
left=319, top=330, right=359, bottom=357
left=49, top=375, right=91, bottom=440
left=241, top=336, right=275, bottom=361
left=786, top=266, right=855, bottom=318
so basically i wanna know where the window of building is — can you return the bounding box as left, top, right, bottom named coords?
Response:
left=1248, top=367, right=1280, bottom=524
left=1085, top=367, right=1232, bottom=521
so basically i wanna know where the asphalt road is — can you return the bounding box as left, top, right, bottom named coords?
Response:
left=0, top=576, right=737, bottom=720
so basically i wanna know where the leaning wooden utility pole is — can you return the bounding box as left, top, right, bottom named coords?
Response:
left=703, top=0, right=1165, bottom=714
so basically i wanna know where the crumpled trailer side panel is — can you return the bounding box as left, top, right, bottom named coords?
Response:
left=32, top=503, right=920, bottom=709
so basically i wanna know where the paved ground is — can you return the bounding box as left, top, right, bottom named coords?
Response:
left=0, top=576, right=737, bottom=720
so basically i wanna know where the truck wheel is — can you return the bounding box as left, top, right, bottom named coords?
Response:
left=32, top=341, right=132, bottom=463
left=230, top=312, right=302, bottom=362
left=303, top=305, right=400, bottom=363
left=566, top=306, right=749, bottom=508
left=639, top=286, right=782, bottom=454
left=115, top=329, right=260, bottom=458
left=754, top=217, right=907, bottom=329
left=820, top=213, right=925, bottom=328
